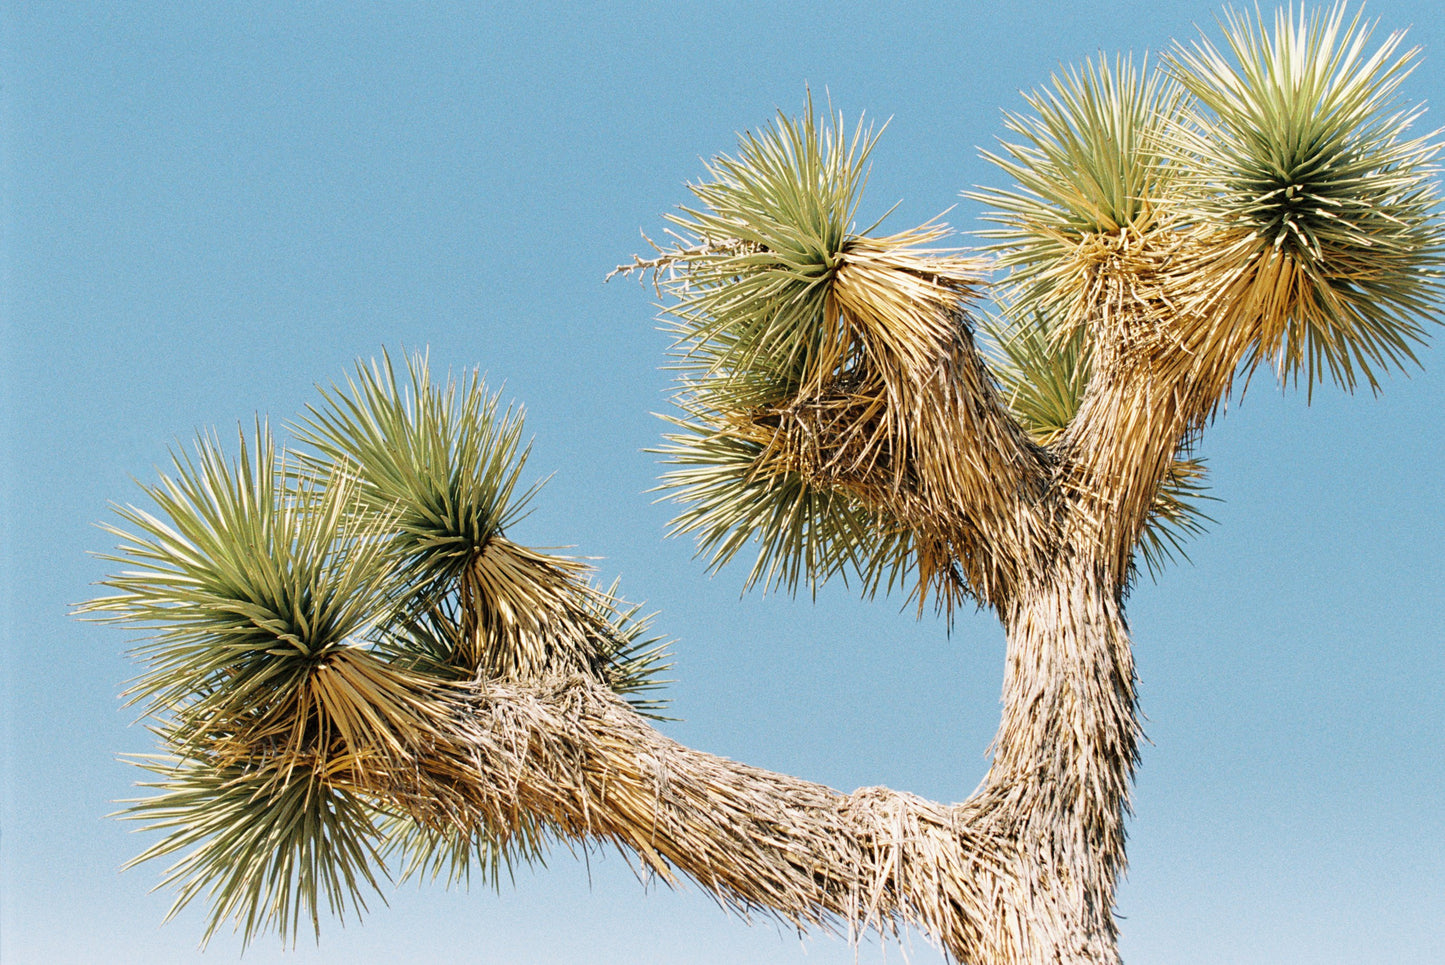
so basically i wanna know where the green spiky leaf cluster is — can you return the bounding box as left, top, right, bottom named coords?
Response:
left=84, top=352, right=669, bottom=947
left=1167, top=2, right=1445, bottom=390
left=656, top=412, right=915, bottom=596
left=983, top=310, right=1216, bottom=578
left=971, top=54, right=1188, bottom=308
left=660, top=99, right=883, bottom=405
left=295, top=355, right=540, bottom=590
left=649, top=101, right=923, bottom=596
left=973, top=6, right=1444, bottom=394
left=122, top=758, right=390, bottom=946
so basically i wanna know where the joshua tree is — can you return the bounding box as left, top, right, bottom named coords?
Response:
left=85, top=5, right=1441, bottom=963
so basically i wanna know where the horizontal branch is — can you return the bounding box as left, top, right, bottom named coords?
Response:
left=370, top=672, right=1119, bottom=963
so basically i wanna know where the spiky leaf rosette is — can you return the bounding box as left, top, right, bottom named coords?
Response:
left=294, top=352, right=608, bottom=681
left=121, top=758, right=390, bottom=947
left=87, top=426, right=443, bottom=769
left=971, top=54, right=1189, bottom=328
left=645, top=101, right=887, bottom=595
left=294, top=352, right=669, bottom=705
left=84, top=353, right=671, bottom=946
left=294, top=352, right=537, bottom=587
left=1166, top=2, right=1445, bottom=391
left=83, top=425, right=447, bottom=945
left=628, top=101, right=997, bottom=605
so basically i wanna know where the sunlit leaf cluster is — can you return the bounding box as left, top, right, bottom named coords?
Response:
left=296, top=354, right=538, bottom=589
left=656, top=410, right=914, bottom=596
left=661, top=97, right=883, bottom=404
left=84, top=353, right=669, bottom=946
left=982, top=311, right=1216, bottom=579
left=971, top=55, right=1188, bottom=313
left=1166, top=2, right=1445, bottom=390
left=647, top=101, right=936, bottom=597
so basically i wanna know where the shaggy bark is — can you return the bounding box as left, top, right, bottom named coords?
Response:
left=368, top=560, right=1135, bottom=964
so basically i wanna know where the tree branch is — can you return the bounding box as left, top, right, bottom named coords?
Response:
left=377, top=667, right=1124, bottom=964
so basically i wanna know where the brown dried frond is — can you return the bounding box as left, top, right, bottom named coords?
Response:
left=741, top=377, right=897, bottom=488
left=202, top=645, right=459, bottom=797
left=458, top=536, right=605, bottom=681
left=832, top=232, right=989, bottom=378
left=800, top=243, right=1047, bottom=609
left=1026, top=227, right=1230, bottom=584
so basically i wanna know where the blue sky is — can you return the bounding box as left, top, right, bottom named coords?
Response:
left=3, top=2, right=1442, bottom=962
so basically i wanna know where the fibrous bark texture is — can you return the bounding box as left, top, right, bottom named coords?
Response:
left=537, top=222, right=1243, bottom=961
left=365, top=566, right=1136, bottom=963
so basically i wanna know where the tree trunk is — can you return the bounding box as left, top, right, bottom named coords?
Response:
left=974, top=571, right=1138, bottom=962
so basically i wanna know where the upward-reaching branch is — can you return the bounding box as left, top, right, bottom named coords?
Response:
left=976, top=14, right=1443, bottom=590
left=630, top=104, right=1050, bottom=612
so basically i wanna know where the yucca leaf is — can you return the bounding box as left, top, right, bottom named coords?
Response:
left=1166, top=2, right=1445, bottom=392
left=120, top=756, right=389, bottom=948
left=637, top=99, right=979, bottom=601
left=295, top=350, right=541, bottom=587
left=377, top=808, right=547, bottom=891
left=82, top=425, right=404, bottom=751
left=971, top=54, right=1188, bottom=313
left=653, top=411, right=913, bottom=598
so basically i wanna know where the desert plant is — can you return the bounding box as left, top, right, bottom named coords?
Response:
left=85, top=4, right=1440, bottom=961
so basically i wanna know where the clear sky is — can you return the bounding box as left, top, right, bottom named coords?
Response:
left=3, top=2, right=1442, bottom=963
